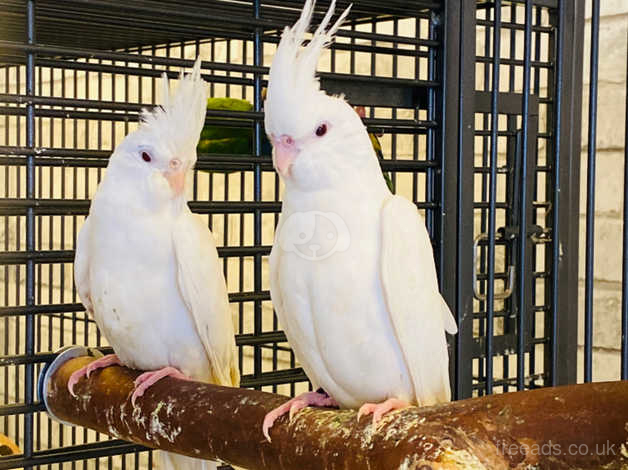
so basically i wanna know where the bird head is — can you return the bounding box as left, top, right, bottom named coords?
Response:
left=110, top=57, right=207, bottom=204
left=264, top=0, right=377, bottom=192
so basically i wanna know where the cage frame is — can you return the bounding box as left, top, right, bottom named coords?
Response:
left=0, top=0, right=606, bottom=469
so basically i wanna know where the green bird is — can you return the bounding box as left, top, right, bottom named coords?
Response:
left=196, top=97, right=265, bottom=156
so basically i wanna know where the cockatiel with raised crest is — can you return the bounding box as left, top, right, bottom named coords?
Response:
left=262, top=0, right=458, bottom=441
left=69, top=58, right=239, bottom=470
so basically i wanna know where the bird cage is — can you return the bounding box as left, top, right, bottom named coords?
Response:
left=1, top=0, right=622, bottom=469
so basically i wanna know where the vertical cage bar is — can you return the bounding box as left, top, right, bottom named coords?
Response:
left=552, top=0, right=583, bottom=387
left=433, top=10, right=444, bottom=289
left=479, top=7, right=491, bottom=360
left=517, top=0, right=533, bottom=391
left=621, top=24, right=628, bottom=381
left=411, top=17, right=420, bottom=201
left=583, top=0, right=600, bottom=384
left=442, top=0, right=475, bottom=400
left=530, top=5, right=542, bottom=384
left=2, top=63, right=8, bottom=439
left=550, top=0, right=566, bottom=387
left=24, top=1, right=36, bottom=467
left=426, top=16, right=435, bottom=239
left=485, top=0, right=502, bottom=395
left=252, top=0, right=263, bottom=387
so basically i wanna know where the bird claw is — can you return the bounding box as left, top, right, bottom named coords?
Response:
left=356, top=403, right=376, bottom=422
left=262, top=390, right=338, bottom=442
left=288, top=399, right=308, bottom=422
left=129, top=366, right=190, bottom=408
left=262, top=406, right=286, bottom=442
left=130, top=388, right=143, bottom=408
left=357, top=398, right=411, bottom=427
left=67, top=369, right=85, bottom=397
left=67, top=354, right=121, bottom=397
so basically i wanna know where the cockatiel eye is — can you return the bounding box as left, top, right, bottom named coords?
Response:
left=141, top=151, right=152, bottom=163
left=315, top=123, right=328, bottom=137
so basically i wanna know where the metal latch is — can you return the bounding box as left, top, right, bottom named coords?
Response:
left=473, top=232, right=515, bottom=301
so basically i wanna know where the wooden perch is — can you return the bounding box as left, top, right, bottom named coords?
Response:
left=42, top=352, right=628, bottom=470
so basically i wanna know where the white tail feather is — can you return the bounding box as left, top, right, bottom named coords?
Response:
left=158, top=451, right=217, bottom=470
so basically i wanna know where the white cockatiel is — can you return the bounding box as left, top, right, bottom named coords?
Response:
left=262, top=1, right=458, bottom=441
left=69, top=58, right=239, bottom=470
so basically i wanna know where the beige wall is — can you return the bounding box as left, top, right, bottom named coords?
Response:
left=577, top=1, right=628, bottom=381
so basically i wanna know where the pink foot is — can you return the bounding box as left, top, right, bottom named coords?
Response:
left=357, top=398, right=410, bottom=426
left=68, top=354, right=122, bottom=397
left=131, top=366, right=191, bottom=407
left=262, top=390, right=338, bottom=442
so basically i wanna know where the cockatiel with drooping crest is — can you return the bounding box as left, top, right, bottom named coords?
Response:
left=262, top=1, right=458, bottom=441
left=69, top=58, right=239, bottom=470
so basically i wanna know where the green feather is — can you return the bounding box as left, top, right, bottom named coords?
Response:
left=200, top=126, right=251, bottom=142
left=197, top=98, right=254, bottom=173
left=200, top=97, right=253, bottom=141
left=206, top=97, right=253, bottom=112
left=197, top=138, right=250, bottom=155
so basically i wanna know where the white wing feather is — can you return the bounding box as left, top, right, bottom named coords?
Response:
left=269, top=219, right=322, bottom=390
left=172, top=211, right=239, bottom=387
left=380, top=195, right=457, bottom=405
left=74, top=217, right=93, bottom=315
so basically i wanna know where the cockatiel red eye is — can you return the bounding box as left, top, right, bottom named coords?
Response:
left=315, top=123, right=327, bottom=137
left=141, top=151, right=152, bottom=162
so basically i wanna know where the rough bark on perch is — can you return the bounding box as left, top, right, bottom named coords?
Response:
left=42, top=354, right=628, bottom=469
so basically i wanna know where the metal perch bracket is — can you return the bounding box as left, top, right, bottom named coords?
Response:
left=38, top=345, right=104, bottom=426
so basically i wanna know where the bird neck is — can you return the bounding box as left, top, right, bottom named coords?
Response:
left=283, top=166, right=389, bottom=213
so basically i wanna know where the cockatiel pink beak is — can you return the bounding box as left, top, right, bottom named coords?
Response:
left=271, top=134, right=298, bottom=177
left=165, top=171, right=185, bottom=195
left=163, top=158, right=186, bottom=196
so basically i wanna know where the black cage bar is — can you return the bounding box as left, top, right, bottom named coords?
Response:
left=1, top=0, right=614, bottom=469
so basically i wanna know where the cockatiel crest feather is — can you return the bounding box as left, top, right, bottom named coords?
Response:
left=265, top=0, right=351, bottom=137
left=138, top=57, right=208, bottom=165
